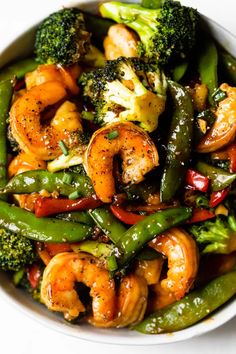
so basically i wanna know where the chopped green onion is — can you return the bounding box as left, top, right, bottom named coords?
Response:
left=59, top=140, right=69, bottom=156
left=195, top=195, right=209, bottom=209
left=81, top=111, right=95, bottom=121
left=107, top=130, right=119, bottom=140
left=197, top=109, right=215, bottom=126
left=107, top=255, right=118, bottom=272
left=68, top=191, right=80, bottom=200
left=62, top=173, right=73, bottom=185
left=212, top=88, right=227, bottom=103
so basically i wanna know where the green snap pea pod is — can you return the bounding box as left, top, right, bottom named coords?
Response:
left=196, top=161, right=236, bottom=191
left=0, top=58, right=38, bottom=81
left=160, top=81, right=194, bottom=202
left=172, top=60, right=188, bottom=82
left=0, top=170, right=94, bottom=197
left=56, top=211, right=94, bottom=226
left=219, top=50, right=236, bottom=86
left=0, top=200, right=92, bottom=243
left=117, top=207, right=192, bottom=266
left=134, top=270, right=236, bottom=334
left=89, top=207, right=126, bottom=244
left=141, top=0, right=162, bottom=9
left=0, top=79, right=13, bottom=199
left=197, top=35, right=218, bottom=104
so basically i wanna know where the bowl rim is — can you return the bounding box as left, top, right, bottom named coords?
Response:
left=0, top=0, right=236, bottom=345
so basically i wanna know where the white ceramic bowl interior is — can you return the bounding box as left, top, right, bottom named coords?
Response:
left=0, top=0, right=236, bottom=345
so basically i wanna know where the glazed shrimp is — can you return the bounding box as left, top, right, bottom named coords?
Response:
left=103, top=24, right=138, bottom=60
left=8, top=152, right=46, bottom=211
left=41, top=252, right=116, bottom=323
left=149, top=227, right=199, bottom=300
left=10, top=81, right=82, bottom=160
left=85, top=122, right=159, bottom=202
left=41, top=252, right=148, bottom=327
left=135, top=258, right=164, bottom=285
left=197, top=84, right=236, bottom=152
left=25, top=63, right=81, bottom=95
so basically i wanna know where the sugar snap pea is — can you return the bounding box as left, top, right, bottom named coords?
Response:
left=0, top=58, right=37, bottom=81
left=0, top=200, right=92, bottom=243
left=134, top=271, right=236, bottom=333
left=219, top=49, right=236, bottom=86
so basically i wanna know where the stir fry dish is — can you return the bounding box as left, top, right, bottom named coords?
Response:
left=1, top=0, right=236, bottom=334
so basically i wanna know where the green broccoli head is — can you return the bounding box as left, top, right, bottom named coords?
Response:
left=35, top=8, right=91, bottom=65
left=100, top=1, right=199, bottom=65
left=189, top=216, right=236, bottom=254
left=79, top=57, right=167, bottom=132
left=0, top=229, right=36, bottom=271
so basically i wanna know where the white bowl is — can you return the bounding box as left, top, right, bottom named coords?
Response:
left=0, top=0, right=236, bottom=345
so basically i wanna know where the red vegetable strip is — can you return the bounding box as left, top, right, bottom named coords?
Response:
left=44, top=242, right=72, bottom=256
left=187, top=208, right=215, bottom=224
left=26, top=264, right=41, bottom=289
left=110, top=205, right=145, bottom=225
left=185, top=169, right=209, bottom=192
left=35, top=195, right=103, bottom=218
left=209, top=187, right=230, bottom=208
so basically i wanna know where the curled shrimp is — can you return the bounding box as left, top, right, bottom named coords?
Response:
left=8, top=152, right=46, bottom=211
left=85, top=122, right=159, bottom=203
left=25, top=63, right=81, bottom=95
left=103, top=24, right=138, bottom=60
left=41, top=252, right=148, bottom=327
left=197, top=84, right=236, bottom=152
left=135, top=258, right=164, bottom=285
left=149, top=227, right=199, bottom=300
left=10, top=81, right=82, bottom=160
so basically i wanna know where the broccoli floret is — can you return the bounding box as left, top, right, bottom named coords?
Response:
left=189, top=216, right=236, bottom=254
left=79, top=57, right=167, bottom=132
left=35, top=8, right=91, bottom=65
left=0, top=229, right=36, bottom=271
left=100, top=1, right=198, bottom=65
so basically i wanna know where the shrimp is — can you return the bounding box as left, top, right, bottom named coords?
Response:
left=135, top=258, right=164, bottom=285
left=85, top=122, right=159, bottom=202
left=10, top=81, right=82, bottom=160
left=148, top=283, right=177, bottom=312
left=197, top=83, right=236, bottom=153
left=25, top=63, right=81, bottom=95
left=103, top=24, right=138, bottom=60
left=149, top=227, right=199, bottom=300
left=8, top=152, right=46, bottom=211
left=41, top=252, right=148, bottom=327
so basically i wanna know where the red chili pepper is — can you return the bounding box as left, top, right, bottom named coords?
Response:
left=187, top=208, right=215, bottom=224
left=227, top=143, right=236, bottom=173
left=27, top=264, right=41, bottom=289
left=185, top=169, right=209, bottom=192
left=35, top=195, right=103, bottom=218
left=44, top=242, right=72, bottom=256
left=110, top=205, right=145, bottom=225
left=209, top=187, right=230, bottom=208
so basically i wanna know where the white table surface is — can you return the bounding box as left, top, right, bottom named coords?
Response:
left=0, top=1, right=236, bottom=353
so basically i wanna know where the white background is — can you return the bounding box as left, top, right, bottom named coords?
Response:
left=0, top=1, right=236, bottom=353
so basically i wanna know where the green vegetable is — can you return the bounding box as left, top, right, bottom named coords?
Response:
left=189, top=216, right=236, bottom=254
left=172, top=60, right=188, bottom=82
left=0, top=200, right=93, bottom=243
left=141, top=0, right=163, bottom=9
left=134, top=271, right=236, bottom=333
left=0, top=170, right=94, bottom=197
left=212, top=88, right=227, bottom=103
left=0, top=58, right=37, bottom=81
left=47, top=145, right=86, bottom=173
left=0, top=79, right=13, bottom=199
left=100, top=1, right=198, bottom=65
left=83, top=12, right=114, bottom=49
left=58, top=140, right=69, bottom=156
left=160, top=80, right=194, bottom=202
left=82, top=45, right=106, bottom=68
left=218, top=50, right=236, bottom=86
left=197, top=35, right=218, bottom=104
left=15, top=267, right=43, bottom=303
left=35, top=8, right=91, bottom=65
left=107, top=130, right=119, bottom=140
left=136, top=247, right=163, bottom=260
left=68, top=191, right=80, bottom=200
left=56, top=211, right=94, bottom=226
left=117, top=207, right=192, bottom=266
left=196, top=161, right=236, bottom=191
left=0, top=229, right=36, bottom=271
left=79, top=57, right=167, bottom=132
left=89, top=207, right=126, bottom=244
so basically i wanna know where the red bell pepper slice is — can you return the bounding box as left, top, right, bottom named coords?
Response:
left=35, top=195, right=103, bottom=218
left=187, top=208, right=215, bottom=224
left=110, top=205, right=145, bottom=225
left=44, top=242, right=72, bottom=256
left=26, top=264, right=41, bottom=289
left=209, top=187, right=230, bottom=208
left=185, top=169, right=209, bottom=192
